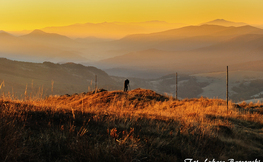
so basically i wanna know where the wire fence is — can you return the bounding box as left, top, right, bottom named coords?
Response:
left=1, top=66, right=263, bottom=105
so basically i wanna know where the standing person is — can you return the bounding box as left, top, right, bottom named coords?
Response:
left=124, top=79, right=129, bottom=92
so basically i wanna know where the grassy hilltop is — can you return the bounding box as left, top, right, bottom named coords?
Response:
left=1, top=88, right=263, bottom=161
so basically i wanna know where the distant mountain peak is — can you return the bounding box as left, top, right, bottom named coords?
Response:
left=210, top=19, right=230, bottom=22
left=0, top=30, right=10, bottom=34
left=21, top=29, right=52, bottom=38
left=142, top=20, right=167, bottom=23
left=202, top=19, right=247, bottom=27
left=0, top=30, right=14, bottom=37
left=30, top=29, right=47, bottom=35
left=23, top=29, right=71, bottom=39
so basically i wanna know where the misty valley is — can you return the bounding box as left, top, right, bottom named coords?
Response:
left=1, top=19, right=263, bottom=103
left=1, top=58, right=263, bottom=103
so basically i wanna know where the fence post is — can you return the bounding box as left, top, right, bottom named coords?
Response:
left=226, top=66, right=228, bottom=114
left=95, top=75, right=97, bottom=92
left=176, top=72, right=178, bottom=100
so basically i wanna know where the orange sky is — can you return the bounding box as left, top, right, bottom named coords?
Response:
left=0, top=0, right=263, bottom=31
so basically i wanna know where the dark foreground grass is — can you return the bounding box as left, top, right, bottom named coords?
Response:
left=1, top=89, right=263, bottom=161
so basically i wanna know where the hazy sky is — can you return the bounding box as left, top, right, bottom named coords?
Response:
left=1, top=0, right=263, bottom=30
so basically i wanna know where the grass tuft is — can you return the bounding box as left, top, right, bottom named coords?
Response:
left=1, top=88, right=263, bottom=161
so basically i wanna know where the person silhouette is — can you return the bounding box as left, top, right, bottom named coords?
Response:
left=124, top=79, right=129, bottom=92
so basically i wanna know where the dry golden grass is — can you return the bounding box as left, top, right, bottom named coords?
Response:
left=1, top=88, right=263, bottom=161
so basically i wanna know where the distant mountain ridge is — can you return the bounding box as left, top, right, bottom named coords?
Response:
left=0, top=30, right=13, bottom=35
left=5, top=19, right=255, bottom=39
left=0, top=31, right=17, bottom=40
left=99, top=25, right=263, bottom=76
left=202, top=19, right=248, bottom=27
left=21, top=29, right=77, bottom=46
left=40, top=21, right=187, bottom=39
left=100, top=24, right=263, bottom=57
left=120, top=24, right=263, bottom=42
left=1, top=20, right=263, bottom=77
left=0, top=29, right=87, bottom=63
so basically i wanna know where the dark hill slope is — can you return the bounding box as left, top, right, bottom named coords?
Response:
left=0, top=58, right=120, bottom=98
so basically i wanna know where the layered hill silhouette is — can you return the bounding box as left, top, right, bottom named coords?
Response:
left=118, top=25, right=263, bottom=44
left=41, top=21, right=186, bottom=39
left=0, top=30, right=87, bottom=62
left=95, top=24, right=263, bottom=62
left=21, top=29, right=77, bottom=47
left=99, top=25, right=263, bottom=75
left=2, top=19, right=263, bottom=103
left=1, top=20, right=263, bottom=78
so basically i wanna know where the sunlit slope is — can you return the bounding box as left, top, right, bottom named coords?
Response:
left=1, top=88, right=263, bottom=161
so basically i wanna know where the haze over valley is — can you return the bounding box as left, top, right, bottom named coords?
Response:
left=1, top=19, right=263, bottom=102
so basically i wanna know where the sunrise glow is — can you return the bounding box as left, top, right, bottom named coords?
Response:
left=1, top=0, right=263, bottom=31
